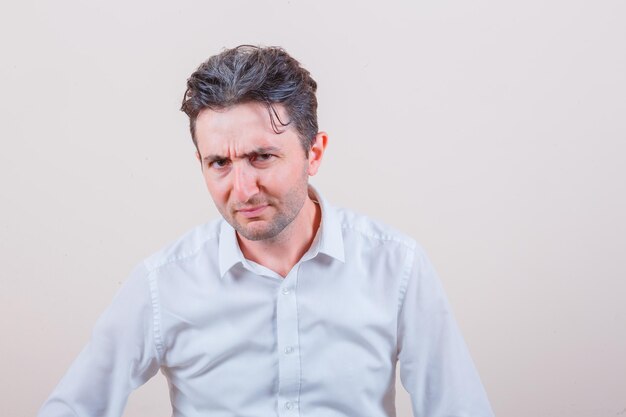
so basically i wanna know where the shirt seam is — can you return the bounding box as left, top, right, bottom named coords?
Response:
left=145, top=233, right=220, bottom=273
left=145, top=265, right=165, bottom=365
left=396, top=242, right=417, bottom=355
left=340, top=222, right=415, bottom=249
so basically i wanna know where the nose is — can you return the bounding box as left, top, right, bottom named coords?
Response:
left=232, top=163, right=260, bottom=203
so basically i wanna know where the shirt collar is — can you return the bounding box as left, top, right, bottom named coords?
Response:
left=308, top=185, right=345, bottom=263
left=218, top=185, right=345, bottom=278
left=218, top=219, right=244, bottom=278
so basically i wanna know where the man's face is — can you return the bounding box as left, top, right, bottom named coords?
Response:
left=194, top=102, right=320, bottom=242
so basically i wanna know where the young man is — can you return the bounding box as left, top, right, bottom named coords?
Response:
left=38, top=45, right=494, bottom=417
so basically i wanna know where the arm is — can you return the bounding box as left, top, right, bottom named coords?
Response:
left=397, top=245, right=494, bottom=417
left=37, top=262, right=162, bottom=417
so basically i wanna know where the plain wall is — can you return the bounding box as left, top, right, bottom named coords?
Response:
left=1, top=0, right=625, bottom=416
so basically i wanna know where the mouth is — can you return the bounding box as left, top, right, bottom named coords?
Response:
left=237, top=205, right=269, bottom=219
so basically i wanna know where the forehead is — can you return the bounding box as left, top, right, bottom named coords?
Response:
left=194, top=102, right=298, bottom=156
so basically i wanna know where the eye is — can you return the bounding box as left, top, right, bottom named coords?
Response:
left=251, top=153, right=275, bottom=164
left=209, top=158, right=230, bottom=170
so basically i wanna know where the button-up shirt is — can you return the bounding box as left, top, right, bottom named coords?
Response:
left=38, top=188, right=494, bottom=417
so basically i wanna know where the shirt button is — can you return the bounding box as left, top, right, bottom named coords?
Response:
left=281, top=287, right=291, bottom=295
left=284, top=346, right=294, bottom=354
left=285, top=401, right=295, bottom=410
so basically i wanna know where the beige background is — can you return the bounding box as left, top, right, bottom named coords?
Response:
left=1, top=0, right=625, bottom=416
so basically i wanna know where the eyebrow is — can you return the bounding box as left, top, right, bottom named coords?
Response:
left=202, top=146, right=281, bottom=163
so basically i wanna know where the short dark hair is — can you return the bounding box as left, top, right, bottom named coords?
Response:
left=180, top=45, right=319, bottom=155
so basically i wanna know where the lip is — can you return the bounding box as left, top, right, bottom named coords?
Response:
left=237, top=205, right=268, bottom=219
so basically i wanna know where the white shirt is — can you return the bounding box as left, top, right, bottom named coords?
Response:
left=38, top=188, right=494, bottom=417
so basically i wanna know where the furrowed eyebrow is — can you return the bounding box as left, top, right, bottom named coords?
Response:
left=202, top=154, right=227, bottom=164
left=202, top=146, right=281, bottom=163
left=245, top=146, right=281, bottom=157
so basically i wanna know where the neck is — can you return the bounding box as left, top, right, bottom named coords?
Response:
left=237, top=196, right=321, bottom=278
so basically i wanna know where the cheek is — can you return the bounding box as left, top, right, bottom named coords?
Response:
left=261, top=162, right=306, bottom=187
left=258, top=171, right=288, bottom=196
left=204, top=177, right=230, bottom=204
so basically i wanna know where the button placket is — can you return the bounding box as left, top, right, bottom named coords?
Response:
left=276, top=266, right=302, bottom=415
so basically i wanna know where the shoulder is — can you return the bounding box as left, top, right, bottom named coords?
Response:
left=325, top=204, right=431, bottom=295
left=333, top=205, right=417, bottom=251
left=140, top=218, right=223, bottom=273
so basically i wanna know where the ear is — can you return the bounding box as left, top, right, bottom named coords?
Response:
left=307, top=132, right=328, bottom=176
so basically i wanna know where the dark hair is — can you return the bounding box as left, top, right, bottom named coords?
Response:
left=181, top=45, right=319, bottom=155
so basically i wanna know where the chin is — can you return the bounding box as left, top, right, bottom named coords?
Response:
left=239, top=222, right=285, bottom=242
left=238, top=229, right=273, bottom=241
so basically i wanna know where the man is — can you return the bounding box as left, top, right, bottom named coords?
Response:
left=38, top=45, right=494, bottom=417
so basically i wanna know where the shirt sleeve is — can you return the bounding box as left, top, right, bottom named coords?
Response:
left=397, top=245, right=495, bottom=417
left=37, top=262, right=162, bottom=417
